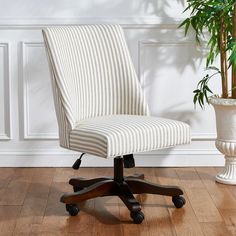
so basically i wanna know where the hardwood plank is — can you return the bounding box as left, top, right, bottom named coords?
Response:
left=200, top=222, right=233, bottom=236
left=196, top=169, right=236, bottom=234
left=220, top=209, right=236, bottom=225
left=27, top=229, right=67, bottom=236
left=92, top=197, right=123, bottom=236
left=29, top=180, right=70, bottom=235
left=175, top=168, right=203, bottom=189
left=139, top=168, right=176, bottom=236
left=14, top=168, right=55, bottom=235
left=119, top=204, right=148, bottom=236
left=196, top=168, right=236, bottom=210
left=0, top=168, right=32, bottom=206
left=29, top=168, right=74, bottom=235
left=68, top=168, right=119, bottom=236
left=0, top=167, right=235, bottom=235
left=12, top=168, right=35, bottom=176
left=53, top=168, right=76, bottom=183
left=118, top=167, right=149, bottom=236
left=0, top=178, right=29, bottom=206
left=0, top=206, right=21, bottom=235
left=32, top=168, right=103, bottom=235
left=226, top=183, right=236, bottom=202
left=0, top=168, right=15, bottom=188
left=226, top=226, right=236, bottom=236
left=185, top=188, right=223, bottom=223
left=53, top=167, right=99, bottom=183
left=219, top=209, right=236, bottom=236
left=91, top=168, right=123, bottom=236
left=176, top=168, right=222, bottom=223
left=156, top=168, right=204, bottom=236
left=67, top=199, right=96, bottom=236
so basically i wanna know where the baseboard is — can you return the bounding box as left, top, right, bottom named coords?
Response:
left=0, top=149, right=224, bottom=167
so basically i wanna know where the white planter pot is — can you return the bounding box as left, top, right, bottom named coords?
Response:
left=209, top=97, right=236, bottom=185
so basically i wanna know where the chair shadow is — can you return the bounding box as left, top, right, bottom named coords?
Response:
left=41, top=182, right=177, bottom=225
left=70, top=199, right=176, bottom=225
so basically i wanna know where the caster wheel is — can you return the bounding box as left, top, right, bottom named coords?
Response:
left=130, top=211, right=145, bottom=224
left=73, top=186, right=84, bottom=192
left=172, top=196, right=186, bottom=208
left=66, top=204, right=80, bottom=216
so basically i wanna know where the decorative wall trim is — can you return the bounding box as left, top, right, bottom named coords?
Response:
left=191, top=133, right=216, bottom=140
left=0, top=17, right=183, bottom=29
left=20, top=40, right=215, bottom=141
left=0, top=43, right=11, bottom=140
left=0, top=15, right=221, bottom=167
left=21, top=42, right=58, bottom=140
left=0, top=148, right=223, bottom=167
left=138, top=40, right=215, bottom=141
left=138, top=40, right=196, bottom=85
left=138, top=40, right=198, bottom=82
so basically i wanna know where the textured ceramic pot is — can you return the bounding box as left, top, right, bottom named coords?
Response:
left=209, top=97, right=236, bottom=184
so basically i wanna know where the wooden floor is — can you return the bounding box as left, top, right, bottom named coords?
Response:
left=0, top=167, right=236, bottom=236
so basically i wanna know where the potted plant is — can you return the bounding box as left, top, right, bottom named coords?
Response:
left=180, top=0, right=236, bottom=184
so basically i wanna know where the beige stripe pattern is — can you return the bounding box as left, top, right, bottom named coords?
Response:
left=70, top=115, right=190, bottom=157
left=43, top=24, right=190, bottom=158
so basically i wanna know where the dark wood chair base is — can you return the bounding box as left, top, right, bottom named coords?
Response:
left=61, top=156, right=186, bottom=224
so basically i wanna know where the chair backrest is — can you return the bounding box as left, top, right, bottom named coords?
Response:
left=43, top=25, right=149, bottom=148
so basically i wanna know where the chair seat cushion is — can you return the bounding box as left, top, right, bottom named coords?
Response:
left=69, top=115, right=191, bottom=158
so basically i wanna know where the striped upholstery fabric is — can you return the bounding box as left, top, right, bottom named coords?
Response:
left=43, top=24, right=190, bottom=158
left=70, top=115, right=190, bottom=158
left=43, top=25, right=149, bottom=148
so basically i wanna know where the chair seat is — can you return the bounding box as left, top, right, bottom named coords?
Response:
left=69, top=115, right=190, bottom=158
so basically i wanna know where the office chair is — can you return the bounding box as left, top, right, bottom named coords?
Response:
left=43, top=24, right=190, bottom=224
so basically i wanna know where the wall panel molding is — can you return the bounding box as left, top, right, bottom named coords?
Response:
left=0, top=17, right=183, bottom=29
left=138, top=40, right=215, bottom=141
left=0, top=148, right=223, bottom=167
left=0, top=0, right=224, bottom=167
left=0, top=43, right=11, bottom=140
left=21, top=40, right=216, bottom=141
left=21, top=41, right=58, bottom=140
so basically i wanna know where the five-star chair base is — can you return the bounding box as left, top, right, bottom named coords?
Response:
left=61, top=155, right=186, bottom=224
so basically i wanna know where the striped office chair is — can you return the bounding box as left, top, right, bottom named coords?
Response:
left=43, top=25, right=190, bottom=224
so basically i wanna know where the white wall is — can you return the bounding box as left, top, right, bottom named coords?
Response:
left=0, top=0, right=224, bottom=167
